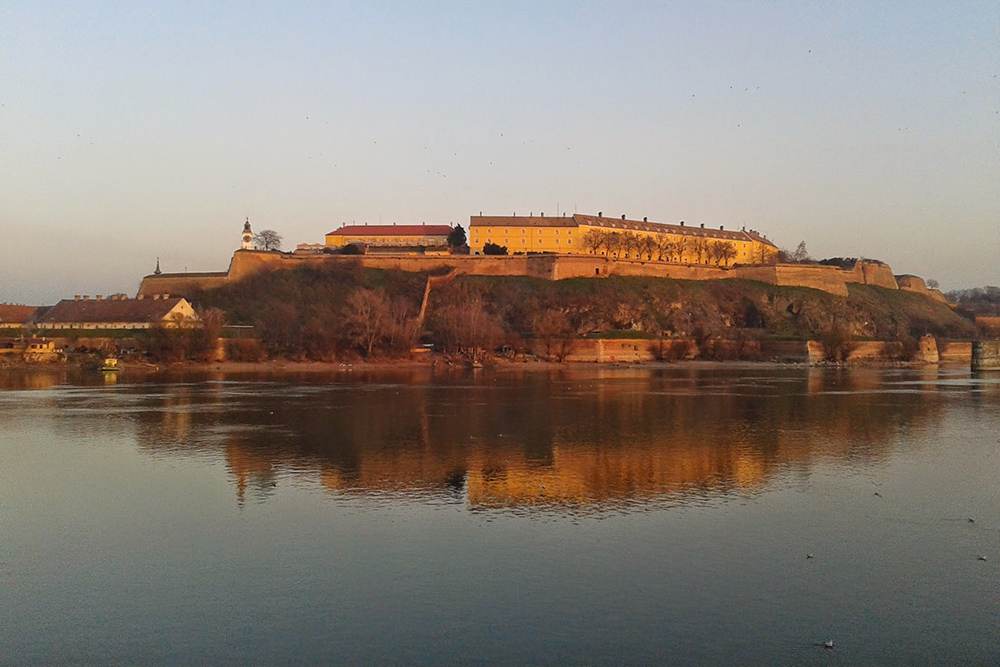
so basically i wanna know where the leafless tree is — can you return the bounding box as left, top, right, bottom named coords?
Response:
left=719, top=241, right=738, bottom=266
left=432, top=297, right=504, bottom=362
left=692, top=238, right=709, bottom=264
left=605, top=232, right=624, bottom=258
left=532, top=310, right=573, bottom=361
left=254, top=229, right=283, bottom=251
left=342, top=288, right=388, bottom=356
left=639, top=235, right=657, bottom=260
left=582, top=229, right=605, bottom=254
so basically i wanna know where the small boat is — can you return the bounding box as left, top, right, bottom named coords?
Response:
left=101, top=357, right=120, bottom=372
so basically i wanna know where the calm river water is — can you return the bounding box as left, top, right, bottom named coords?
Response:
left=2, top=365, right=999, bottom=665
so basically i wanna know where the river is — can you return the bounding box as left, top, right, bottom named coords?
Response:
left=2, top=365, right=998, bottom=665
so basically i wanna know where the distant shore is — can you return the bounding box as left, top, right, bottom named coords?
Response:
left=0, top=356, right=968, bottom=376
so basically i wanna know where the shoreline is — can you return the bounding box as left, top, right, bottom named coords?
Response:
left=0, top=356, right=973, bottom=375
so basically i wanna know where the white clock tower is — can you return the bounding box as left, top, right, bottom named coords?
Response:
left=242, top=217, right=253, bottom=250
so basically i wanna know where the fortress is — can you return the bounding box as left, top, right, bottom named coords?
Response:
left=138, top=214, right=946, bottom=301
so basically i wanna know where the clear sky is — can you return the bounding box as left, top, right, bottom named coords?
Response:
left=2, top=1, right=997, bottom=304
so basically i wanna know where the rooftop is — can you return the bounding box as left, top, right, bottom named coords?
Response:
left=327, top=224, right=453, bottom=236
left=38, top=297, right=190, bottom=324
left=0, top=305, right=38, bottom=325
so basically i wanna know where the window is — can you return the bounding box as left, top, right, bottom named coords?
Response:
left=567, top=239, right=572, bottom=244
left=521, top=239, right=526, bottom=244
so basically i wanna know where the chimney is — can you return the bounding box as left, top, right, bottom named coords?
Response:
left=74, top=295, right=80, bottom=301
left=96, top=295, right=103, bottom=301
left=643, top=217, right=648, bottom=222
left=138, top=295, right=145, bottom=300
left=163, top=294, right=170, bottom=299
left=700, top=223, right=705, bottom=228
left=598, top=211, right=603, bottom=217
left=680, top=221, right=685, bottom=226
left=83, top=295, right=90, bottom=301
left=153, top=294, right=160, bottom=300
left=720, top=225, right=724, bottom=230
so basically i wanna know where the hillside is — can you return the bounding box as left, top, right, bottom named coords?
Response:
left=189, top=261, right=976, bottom=360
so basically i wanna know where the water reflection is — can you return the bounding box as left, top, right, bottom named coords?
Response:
left=10, top=365, right=978, bottom=513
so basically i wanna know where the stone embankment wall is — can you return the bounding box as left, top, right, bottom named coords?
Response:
left=896, top=275, right=948, bottom=303
left=138, top=250, right=908, bottom=300
left=972, top=341, right=1000, bottom=371
left=939, top=342, right=972, bottom=363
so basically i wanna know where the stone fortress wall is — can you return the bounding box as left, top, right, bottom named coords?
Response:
left=138, top=249, right=928, bottom=300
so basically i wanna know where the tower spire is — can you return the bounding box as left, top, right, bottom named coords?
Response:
left=241, top=216, right=253, bottom=250
left=154, top=257, right=161, bottom=275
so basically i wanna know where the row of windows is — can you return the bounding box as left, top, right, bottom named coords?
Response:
left=484, top=238, right=573, bottom=245
left=477, top=229, right=572, bottom=235
left=339, top=237, right=441, bottom=243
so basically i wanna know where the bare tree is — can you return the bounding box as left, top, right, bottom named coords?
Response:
left=532, top=310, right=573, bottom=361
left=692, top=238, right=709, bottom=264
left=582, top=229, right=605, bottom=254
left=431, top=297, right=504, bottom=362
left=384, top=296, right=420, bottom=352
left=342, top=288, right=389, bottom=356
left=254, top=229, right=283, bottom=251
left=639, top=235, right=657, bottom=260
left=718, top=241, right=738, bottom=266
left=708, top=240, right=737, bottom=266
left=605, top=232, right=624, bottom=258
left=676, top=238, right=690, bottom=263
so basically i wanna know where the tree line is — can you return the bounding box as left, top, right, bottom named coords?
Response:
left=579, top=229, right=747, bottom=265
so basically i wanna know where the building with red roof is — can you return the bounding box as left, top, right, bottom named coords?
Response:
left=0, top=305, right=38, bottom=330
left=324, top=223, right=453, bottom=249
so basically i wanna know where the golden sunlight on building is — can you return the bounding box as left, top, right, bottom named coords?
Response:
left=469, top=213, right=777, bottom=265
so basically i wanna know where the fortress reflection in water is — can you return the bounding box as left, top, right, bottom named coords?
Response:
left=114, top=366, right=981, bottom=513
left=6, top=365, right=992, bottom=512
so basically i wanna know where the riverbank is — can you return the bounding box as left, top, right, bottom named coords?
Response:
left=0, top=355, right=978, bottom=376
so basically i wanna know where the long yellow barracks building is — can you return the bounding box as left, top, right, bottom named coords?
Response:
left=470, top=213, right=777, bottom=265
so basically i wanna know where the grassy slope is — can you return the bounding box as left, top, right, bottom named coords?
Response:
left=190, top=266, right=977, bottom=341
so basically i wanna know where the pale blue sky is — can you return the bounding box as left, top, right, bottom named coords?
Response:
left=2, top=1, right=997, bottom=303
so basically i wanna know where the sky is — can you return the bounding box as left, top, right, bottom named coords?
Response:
left=1, top=1, right=997, bottom=304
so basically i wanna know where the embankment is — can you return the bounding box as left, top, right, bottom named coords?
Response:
left=138, top=250, right=906, bottom=300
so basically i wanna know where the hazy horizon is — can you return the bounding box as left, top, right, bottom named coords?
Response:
left=2, top=1, right=998, bottom=305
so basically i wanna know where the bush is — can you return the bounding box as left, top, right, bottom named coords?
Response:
left=225, top=338, right=267, bottom=362
left=483, top=242, right=508, bottom=255
left=820, top=325, right=856, bottom=362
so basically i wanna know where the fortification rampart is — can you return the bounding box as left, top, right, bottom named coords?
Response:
left=137, top=250, right=917, bottom=302
left=896, top=275, right=947, bottom=303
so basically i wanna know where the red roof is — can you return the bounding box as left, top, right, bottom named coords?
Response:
left=327, top=225, right=453, bottom=237
left=37, top=298, right=189, bottom=324
left=0, top=305, right=37, bottom=325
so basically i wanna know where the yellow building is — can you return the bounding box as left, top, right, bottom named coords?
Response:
left=325, top=223, right=453, bottom=248
left=469, top=213, right=777, bottom=265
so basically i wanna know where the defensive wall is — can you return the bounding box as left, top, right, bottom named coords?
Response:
left=138, top=250, right=907, bottom=300
left=526, top=334, right=963, bottom=365
left=895, top=275, right=948, bottom=303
